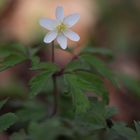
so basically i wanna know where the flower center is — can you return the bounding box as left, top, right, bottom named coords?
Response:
left=56, top=23, right=67, bottom=32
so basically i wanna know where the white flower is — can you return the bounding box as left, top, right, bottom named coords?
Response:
left=39, top=6, right=80, bottom=49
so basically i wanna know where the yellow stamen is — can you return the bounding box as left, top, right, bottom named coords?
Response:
left=57, top=23, right=67, bottom=32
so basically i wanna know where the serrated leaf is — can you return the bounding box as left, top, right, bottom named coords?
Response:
left=30, top=56, right=60, bottom=71
left=90, top=101, right=107, bottom=124
left=64, top=71, right=109, bottom=104
left=16, top=100, right=46, bottom=122
left=10, top=130, right=28, bottom=140
left=30, top=47, right=41, bottom=56
left=81, top=54, right=118, bottom=86
left=134, top=121, right=140, bottom=139
left=28, top=119, right=73, bottom=140
left=77, top=71, right=109, bottom=103
left=65, top=59, right=88, bottom=72
left=105, top=106, right=118, bottom=118
left=0, top=43, right=26, bottom=57
left=112, top=122, right=136, bottom=140
left=73, top=88, right=90, bottom=114
left=0, top=54, right=27, bottom=71
left=0, top=99, right=8, bottom=110
left=82, top=47, right=113, bottom=56
left=75, top=101, right=107, bottom=131
left=0, top=113, right=17, bottom=132
left=29, top=68, right=58, bottom=97
left=120, top=75, right=140, bottom=98
left=31, top=56, right=40, bottom=67
left=31, top=61, right=59, bottom=71
left=64, top=74, right=90, bottom=113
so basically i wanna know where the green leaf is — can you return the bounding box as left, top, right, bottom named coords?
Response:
left=0, top=113, right=17, bottom=132
left=30, top=56, right=40, bottom=67
left=10, top=130, right=28, bottom=140
left=28, top=119, right=73, bottom=140
left=77, top=71, right=109, bottom=103
left=31, top=61, right=59, bottom=71
left=0, top=98, right=8, bottom=110
left=90, top=101, right=107, bottom=124
left=135, top=121, right=140, bottom=134
left=134, top=121, right=140, bottom=139
left=81, top=54, right=118, bottom=86
left=120, top=75, right=140, bottom=98
left=0, top=43, right=28, bottom=71
left=29, top=47, right=41, bottom=57
left=74, top=101, right=118, bottom=136
left=65, top=59, right=88, bottom=72
left=0, top=43, right=26, bottom=57
left=29, top=67, right=58, bottom=97
left=16, top=101, right=46, bottom=122
left=73, top=88, right=90, bottom=114
left=64, top=74, right=90, bottom=113
left=82, top=47, right=113, bottom=56
left=30, top=56, right=60, bottom=71
left=75, top=101, right=107, bottom=131
left=105, top=106, right=118, bottom=118
left=0, top=54, right=27, bottom=71
left=64, top=70, right=109, bottom=104
left=112, top=122, right=136, bottom=140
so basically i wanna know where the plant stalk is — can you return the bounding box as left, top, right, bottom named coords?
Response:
left=51, top=41, right=59, bottom=116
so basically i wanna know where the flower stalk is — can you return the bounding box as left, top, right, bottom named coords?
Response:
left=51, top=41, right=55, bottom=63
left=51, top=41, right=59, bottom=116
left=39, top=6, right=80, bottom=116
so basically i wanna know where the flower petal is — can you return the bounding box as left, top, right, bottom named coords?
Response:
left=44, top=31, right=57, bottom=43
left=64, top=14, right=80, bottom=27
left=55, top=6, right=64, bottom=22
left=39, top=18, right=58, bottom=30
left=57, top=34, right=67, bottom=49
left=63, top=29, right=80, bottom=41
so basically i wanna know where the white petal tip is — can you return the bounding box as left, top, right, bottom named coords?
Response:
left=43, top=31, right=57, bottom=44
left=64, top=13, right=80, bottom=27
left=60, top=46, right=67, bottom=49
left=63, top=30, right=80, bottom=42
left=56, top=6, right=64, bottom=21
left=39, top=19, right=44, bottom=27
left=43, top=39, right=51, bottom=44
left=75, top=36, right=80, bottom=41
left=57, top=34, right=67, bottom=49
left=75, top=13, right=80, bottom=19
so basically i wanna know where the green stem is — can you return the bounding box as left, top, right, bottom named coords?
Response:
left=51, top=41, right=59, bottom=116
left=51, top=41, right=55, bottom=63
